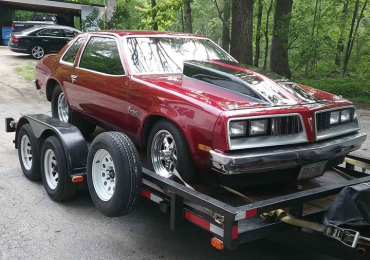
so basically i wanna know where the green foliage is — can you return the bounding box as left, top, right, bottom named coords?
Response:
left=14, top=63, right=36, bottom=82
left=294, top=77, right=370, bottom=104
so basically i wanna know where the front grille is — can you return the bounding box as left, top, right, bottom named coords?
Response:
left=271, top=116, right=303, bottom=136
left=316, top=107, right=355, bottom=132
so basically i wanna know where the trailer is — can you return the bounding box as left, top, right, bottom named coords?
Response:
left=5, top=114, right=370, bottom=259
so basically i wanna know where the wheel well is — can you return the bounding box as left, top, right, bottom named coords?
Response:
left=46, top=79, right=58, bottom=101
left=142, top=115, right=166, bottom=147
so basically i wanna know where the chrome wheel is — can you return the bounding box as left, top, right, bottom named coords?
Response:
left=57, top=92, right=69, bottom=122
left=20, top=135, right=32, bottom=170
left=92, top=149, right=116, bottom=201
left=31, top=46, right=45, bottom=59
left=151, top=130, right=177, bottom=178
left=44, top=149, right=58, bottom=190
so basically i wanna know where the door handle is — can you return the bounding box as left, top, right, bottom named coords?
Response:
left=71, top=75, right=77, bottom=83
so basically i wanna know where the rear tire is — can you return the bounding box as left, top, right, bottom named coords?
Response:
left=87, top=132, right=142, bottom=217
left=51, top=84, right=96, bottom=137
left=41, top=136, right=78, bottom=201
left=17, top=124, right=41, bottom=181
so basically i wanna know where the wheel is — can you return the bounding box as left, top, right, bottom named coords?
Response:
left=147, top=119, right=196, bottom=183
left=87, top=132, right=142, bottom=217
left=17, top=124, right=41, bottom=181
left=30, top=45, right=46, bottom=59
left=40, top=136, right=78, bottom=201
left=51, top=84, right=96, bottom=137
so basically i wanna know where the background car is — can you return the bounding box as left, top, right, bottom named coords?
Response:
left=8, top=25, right=80, bottom=59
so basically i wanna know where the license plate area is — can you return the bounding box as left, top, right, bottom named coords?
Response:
left=298, top=161, right=327, bottom=180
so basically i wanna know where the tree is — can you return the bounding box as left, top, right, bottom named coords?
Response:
left=105, top=0, right=116, bottom=24
left=151, top=0, right=158, bottom=30
left=263, top=0, right=274, bottom=70
left=343, top=0, right=368, bottom=73
left=221, top=0, right=231, bottom=52
left=254, top=0, right=263, bottom=67
left=335, top=0, right=349, bottom=67
left=270, top=0, right=293, bottom=78
left=230, top=0, right=253, bottom=65
left=184, top=0, right=193, bottom=33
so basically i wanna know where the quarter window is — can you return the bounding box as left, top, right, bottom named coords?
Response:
left=62, top=29, right=78, bottom=38
left=62, top=37, right=85, bottom=64
left=79, top=37, right=125, bottom=75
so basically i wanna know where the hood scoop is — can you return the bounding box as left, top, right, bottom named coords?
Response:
left=183, top=61, right=319, bottom=106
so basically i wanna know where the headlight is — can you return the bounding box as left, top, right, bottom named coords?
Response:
left=340, top=109, right=351, bottom=123
left=229, top=121, right=247, bottom=137
left=250, top=119, right=268, bottom=136
left=330, top=111, right=340, bottom=125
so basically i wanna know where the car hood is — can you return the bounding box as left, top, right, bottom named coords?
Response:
left=133, top=60, right=350, bottom=111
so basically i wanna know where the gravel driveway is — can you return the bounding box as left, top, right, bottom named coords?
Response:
left=1, top=46, right=369, bottom=260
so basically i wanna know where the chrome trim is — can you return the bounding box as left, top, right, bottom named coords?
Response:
left=227, top=113, right=308, bottom=150
left=315, top=105, right=360, bottom=141
left=76, top=34, right=127, bottom=77
left=211, top=131, right=366, bottom=175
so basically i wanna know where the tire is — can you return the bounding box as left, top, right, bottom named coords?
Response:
left=17, top=124, right=41, bottom=181
left=40, top=136, right=78, bottom=201
left=87, top=132, right=142, bottom=217
left=51, top=84, right=96, bottom=137
left=30, top=45, right=46, bottom=59
left=147, top=119, right=196, bottom=183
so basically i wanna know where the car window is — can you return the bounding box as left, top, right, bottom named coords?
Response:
left=37, top=28, right=61, bottom=37
left=62, top=37, right=85, bottom=64
left=62, top=29, right=78, bottom=38
left=79, top=36, right=125, bottom=75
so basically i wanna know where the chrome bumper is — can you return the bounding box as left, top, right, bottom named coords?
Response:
left=210, top=131, right=367, bottom=175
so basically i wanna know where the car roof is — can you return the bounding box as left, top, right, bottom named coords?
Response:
left=85, top=30, right=205, bottom=38
left=36, top=25, right=81, bottom=31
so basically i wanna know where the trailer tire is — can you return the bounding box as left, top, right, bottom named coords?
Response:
left=17, top=124, right=41, bottom=181
left=87, top=132, right=142, bottom=217
left=41, top=136, right=78, bottom=201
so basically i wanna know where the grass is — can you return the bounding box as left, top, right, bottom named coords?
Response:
left=293, top=77, right=370, bottom=105
left=14, top=62, right=35, bottom=82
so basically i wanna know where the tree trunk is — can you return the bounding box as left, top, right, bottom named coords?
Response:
left=305, top=0, right=319, bottom=75
left=270, top=0, right=293, bottom=78
left=151, top=0, right=158, bottom=30
left=184, top=0, right=192, bottom=33
left=254, top=0, right=263, bottom=67
left=221, top=0, right=231, bottom=52
left=263, top=0, right=273, bottom=70
left=230, top=0, right=253, bottom=65
left=343, top=0, right=359, bottom=73
left=105, top=0, right=116, bottom=25
left=335, top=0, right=349, bottom=67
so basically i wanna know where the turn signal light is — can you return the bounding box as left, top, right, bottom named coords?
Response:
left=211, top=237, right=224, bottom=250
left=72, top=176, right=84, bottom=183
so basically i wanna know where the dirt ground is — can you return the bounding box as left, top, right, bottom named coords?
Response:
left=1, top=46, right=369, bottom=260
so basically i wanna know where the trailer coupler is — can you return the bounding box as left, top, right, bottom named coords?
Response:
left=262, top=209, right=370, bottom=248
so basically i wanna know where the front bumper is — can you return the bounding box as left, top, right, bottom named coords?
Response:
left=210, top=131, right=367, bottom=175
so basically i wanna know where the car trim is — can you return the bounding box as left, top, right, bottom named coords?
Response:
left=227, top=113, right=308, bottom=150
left=121, top=35, right=237, bottom=76
left=59, top=36, right=84, bottom=66
left=314, top=105, right=360, bottom=141
left=75, top=34, right=127, bottom=77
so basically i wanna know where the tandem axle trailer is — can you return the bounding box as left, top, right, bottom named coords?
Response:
left=5, top=114, right=370, bottom=259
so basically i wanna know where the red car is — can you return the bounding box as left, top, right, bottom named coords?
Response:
left=34, top=30, right=366, bottom=186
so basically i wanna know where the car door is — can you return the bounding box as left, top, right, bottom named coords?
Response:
left=68, top=35, right=130, bottom=131
left=36, top=28, right=64, bottom=52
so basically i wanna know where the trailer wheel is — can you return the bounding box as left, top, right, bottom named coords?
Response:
left=87, top=132, right=142, bottom=217
left=41, top=136, right=78, bottom=201
left=17, top=124, right=41, bottom=181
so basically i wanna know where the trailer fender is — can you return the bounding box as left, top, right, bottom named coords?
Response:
left=15, top=114, right=88, bottom=177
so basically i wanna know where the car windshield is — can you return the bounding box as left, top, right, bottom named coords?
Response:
left=126, top=37, right=234, bottom=74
